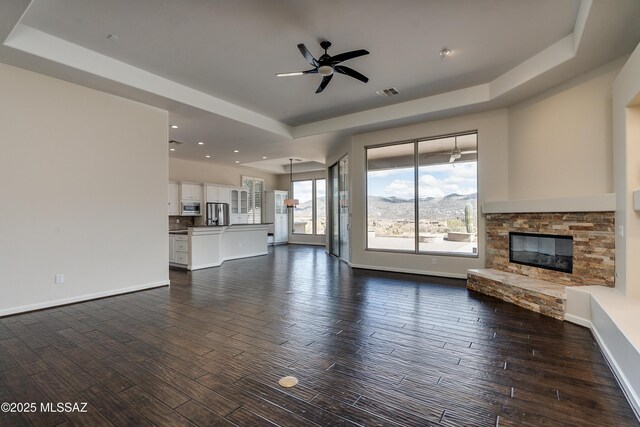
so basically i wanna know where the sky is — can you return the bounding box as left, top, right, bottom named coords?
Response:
left=293, top=179, right=325, bottom=204
left=368, top=161, right=477, bottom=199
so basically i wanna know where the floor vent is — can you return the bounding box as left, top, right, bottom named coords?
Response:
left=278, top=376, right=298, bottom=388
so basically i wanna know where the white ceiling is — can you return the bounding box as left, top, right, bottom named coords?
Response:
left=0, top=0, right=639, bottom=174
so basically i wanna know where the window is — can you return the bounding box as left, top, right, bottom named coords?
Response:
left=292, top=180, right=313, bottom=234
left=292, top=178, right=326, bottom=235
left=316, top=179, right=326, bottom=235
left=242, top=176, right=264, bottom=224
left=366, top=143, right=415, bottom=250
left=366, top=133, right=478, bottom=256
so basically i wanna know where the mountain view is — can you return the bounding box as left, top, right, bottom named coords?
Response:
left=292, top=193, right=477, bottom=237
left=368, top=193, right=478, bottom=237
left=292, top=196, right=325, bottom=234
left=368, top=193, right=477, bottom=221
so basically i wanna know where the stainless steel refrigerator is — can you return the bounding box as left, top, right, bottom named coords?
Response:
left=205, top=202, right=230, bottom=226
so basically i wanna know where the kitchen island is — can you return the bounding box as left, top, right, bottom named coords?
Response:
left=169, top=224, right=270, bottom=270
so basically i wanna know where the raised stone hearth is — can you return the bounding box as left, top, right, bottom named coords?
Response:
left=468, top=269, right=566, bottom=319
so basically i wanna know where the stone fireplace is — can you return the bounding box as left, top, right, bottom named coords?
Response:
left=468, top=195, right=616, bottom=319
left=486, top=212, right=615, bottom=287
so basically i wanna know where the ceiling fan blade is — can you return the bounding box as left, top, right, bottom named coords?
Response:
left=330, top=49, right=369, bottom=64
left=276, top=69, right=318, bottom=77
left=298, top=43, right=319, bottom=67
left=334, top=65, right=369, bottom=83
left=315, top=74, right=333, bottom=93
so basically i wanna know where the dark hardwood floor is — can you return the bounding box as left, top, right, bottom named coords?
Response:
left=0, top=245, right=637, bottom=426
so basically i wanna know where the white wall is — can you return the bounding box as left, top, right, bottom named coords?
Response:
left=169, top=157, right=279, bottom=190
left=613, top=43, right=640, bottom=297
left=507, top=58, right=624, bottom=199
left=349, top=109, right=509, bottom=278
left=566, top=48, right=640, bottom=413
left=0, top=63, right=168, bottom=316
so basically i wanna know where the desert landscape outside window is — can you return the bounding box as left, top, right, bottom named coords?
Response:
left=366, top=133, right=478, bottom=255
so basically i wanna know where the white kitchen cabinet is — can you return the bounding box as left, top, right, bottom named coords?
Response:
left=265, top=190, right=289, bottom=244
left=168, top=235, right=176, bottom=262
left=205, top=184, right=231, bottom=204
left=277, top=214, right=289, bottom=242
left=169, top=234, right=189, bottom=267
left=217, top=186, right=231, bottom=204
left=180, top=182, right=203, bottom=202
left=205, top=184, right=218, bottom=203
left=230, top=187, right=249, bottom=224
left=168, top=182, right=180, bottom=216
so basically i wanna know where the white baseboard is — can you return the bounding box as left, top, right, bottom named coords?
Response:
left=565, top=308, right=640, bottom=421
left=563, top=313, right=591, bottom=328
left=188, top=251, right=268, bottom=271
left=189, top=262, right=222, bottom=270
left=0, top=280, right=169, bottom=317
left=348, top=262, right=468, bottom=279
left=287, top=242, right=326, bottom=246
left=590, top=320, right=640, bottom=419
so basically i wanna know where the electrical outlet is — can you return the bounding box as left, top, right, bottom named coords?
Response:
left=432, top=258, right=437, bottom=265
left=176, top=218, right=180, bottom=224
left=55, top=274, right=64, bottom=284
left=618, top=225, right=624, bottom=237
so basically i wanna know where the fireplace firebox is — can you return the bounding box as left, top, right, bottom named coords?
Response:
left=509, top=232, right=573, bottom=274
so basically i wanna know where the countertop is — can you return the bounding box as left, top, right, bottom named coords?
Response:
left=168, top=229, right=188, bottom=235
left=193, top=223, right=272, bottom=228
left=169, top=223, right=272, bottom=235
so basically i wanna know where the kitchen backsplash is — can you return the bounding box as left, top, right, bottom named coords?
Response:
left=169, top=216, right=195, bottom=230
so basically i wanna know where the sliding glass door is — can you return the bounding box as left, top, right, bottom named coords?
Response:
left=329, top=156, right=349, bottom=261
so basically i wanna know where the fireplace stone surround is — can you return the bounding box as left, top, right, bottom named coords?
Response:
left=467, top=208, right=615, bottom=319
left=486, top=212, right=615, bottom=287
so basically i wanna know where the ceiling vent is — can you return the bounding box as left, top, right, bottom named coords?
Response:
left=376, top=87, right=399, bottom=97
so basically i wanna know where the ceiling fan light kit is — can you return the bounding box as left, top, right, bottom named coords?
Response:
left=318, top=65, right=334, bottom=76
left=277, top=40, right=370, bottom=93
left=449, top=137, right=462, bottom=164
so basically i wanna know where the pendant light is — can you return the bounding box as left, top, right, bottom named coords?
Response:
left=284, top=158, right=299, bottom=208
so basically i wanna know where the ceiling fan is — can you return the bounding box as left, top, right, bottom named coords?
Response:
left=449, top=137, right=462, bottom=163
left=277, top=41, right=369, bottom=93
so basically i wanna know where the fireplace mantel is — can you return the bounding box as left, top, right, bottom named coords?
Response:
left=482, top=193, right=615, bottom=214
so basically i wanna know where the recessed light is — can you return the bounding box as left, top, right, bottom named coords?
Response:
left=169, top=148, right=176, bottom=152
left=235, top=160, right=240, bottom=163
left=198, top=141, right=204, bottom=145
left=233, top=149, right=239, bottom=153
left=440, top=48, right=451, bottom=57
left=170, top=125, right=179, bottom=129
left=206, top=155, right=211, bottom=158
left=262, top=156, right=267, bottom=159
